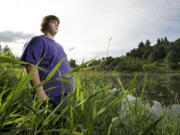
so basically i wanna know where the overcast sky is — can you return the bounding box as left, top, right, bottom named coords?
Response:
left=0, top=0, right=180, bottom=63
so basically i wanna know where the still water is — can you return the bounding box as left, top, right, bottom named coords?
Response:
left=110, top=73, right=180, bottom=115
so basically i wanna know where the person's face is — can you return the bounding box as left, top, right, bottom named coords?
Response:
left=47, top=20, right=59, bottom=36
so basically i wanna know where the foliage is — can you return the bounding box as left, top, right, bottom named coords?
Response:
left=0, top=56, right=180, bottom=134
left=69, top=59, right=77, bottom=68
left=115, top=57, right=144, bottom=72
left=165, top=50, right=179, bottom=69
left=50, top=36, right=180, bottom=73
left=0, top=46, right=19, bottom=89
left=81, top=37, right=180, bottom=72
left=143, top=63, right=168, bottom=73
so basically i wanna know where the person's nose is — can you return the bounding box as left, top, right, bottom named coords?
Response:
left=55, top=23, right=59, bottom=27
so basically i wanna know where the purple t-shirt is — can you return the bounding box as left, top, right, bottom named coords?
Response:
left=20, top=35, right=72, bottom=97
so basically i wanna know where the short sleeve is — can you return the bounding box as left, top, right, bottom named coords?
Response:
left=20, top=36, right=45, bottom=65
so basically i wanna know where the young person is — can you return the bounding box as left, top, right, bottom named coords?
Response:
left=20, top=15, right=73, bottom=108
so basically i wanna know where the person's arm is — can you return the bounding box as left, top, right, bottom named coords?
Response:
left=25, top=64, right=48, bottom=100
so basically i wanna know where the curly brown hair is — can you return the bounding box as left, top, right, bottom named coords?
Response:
left=40, top=15, right=60, bottom=34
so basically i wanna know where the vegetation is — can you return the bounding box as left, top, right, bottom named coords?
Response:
left=0, top=46, right=180, bottom=134
left=70, top=37, right=180, bottom=73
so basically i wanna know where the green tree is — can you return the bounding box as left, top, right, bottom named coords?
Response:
left=115, top=59, right=127, bottom=72
left=3, top=45, right=10, bottom=52
left=138, top=42, right=144, bottom=48
left=151, top=45, right=166, bottom=60
left=110, top=57, right=120, bottom=70
left=69, top=59, right=77, bottom=68
left=147, top=53, right=154, bottom=62
left=157, top=38, right=161, bottom=44
left=105, top=56, right=114, bottom=65
left=164, top=36, right=169, bottom=43
left=89, top=59, right=101, bottom=67
left=160, top=38, right=164, bottom=44
left=165, top=50, right=178, bottom=69
left=145, top=39, right=151, bottom=47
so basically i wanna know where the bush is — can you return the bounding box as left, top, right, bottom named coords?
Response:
left=165, top=50, right=179, bottom=69
left=143, top=63, right=168, bottom=73
left=115, top=57, right=143, bottom=72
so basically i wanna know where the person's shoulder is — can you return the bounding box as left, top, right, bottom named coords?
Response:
left=26, top=35, right=45, bottom=49
left=56, top=42, right=64, bottom=49
left=28, top=35, right=45, bottom=45
left=31, top=35, right=44, bottom=42
left=55, top=41, right=62, bottom=47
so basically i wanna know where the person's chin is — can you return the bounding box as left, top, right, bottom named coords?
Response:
left=55, top=30, right=58, bottom=34
left=53, top=31, right=58, bottom=35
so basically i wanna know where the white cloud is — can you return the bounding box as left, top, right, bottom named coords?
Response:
left=0, top=31, right=35, bottom=42
left=0, top=0, right=180, bottom=62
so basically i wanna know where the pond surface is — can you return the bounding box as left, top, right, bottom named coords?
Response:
left=110, top=73, right=180, bottom=115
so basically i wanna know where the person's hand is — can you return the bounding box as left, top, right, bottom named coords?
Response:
left=37, top=88, right=48, bottom=101
left=39, top=91, right=48, bottom=101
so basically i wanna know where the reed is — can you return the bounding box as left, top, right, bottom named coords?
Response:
left=0, top=56, right=180, bottom=135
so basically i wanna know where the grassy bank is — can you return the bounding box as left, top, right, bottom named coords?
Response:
left=0, top=57, right=180, bottom=135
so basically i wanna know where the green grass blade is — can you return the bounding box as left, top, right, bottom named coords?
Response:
left=44, top=56, right=67, bottom=82
left=67, top=57, right=97, bottom=75
left=142, top=114, right=165, bottom=135
left=76, top=79, right=80, bottom=102
left=75, top=86, right=108, bottom=107
left=107, top=117, right=119, bottom=135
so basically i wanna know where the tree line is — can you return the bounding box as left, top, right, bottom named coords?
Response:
left=69, top=37, right=180, bottom=72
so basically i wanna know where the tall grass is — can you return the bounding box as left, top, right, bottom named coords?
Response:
left=0, top=56, right=180, bottom=135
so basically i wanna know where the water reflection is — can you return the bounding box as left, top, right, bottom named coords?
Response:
left=110, top=73, right=180, bottom=114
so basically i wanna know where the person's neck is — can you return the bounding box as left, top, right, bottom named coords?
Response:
left=44, top=33, right=55, bottom=40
